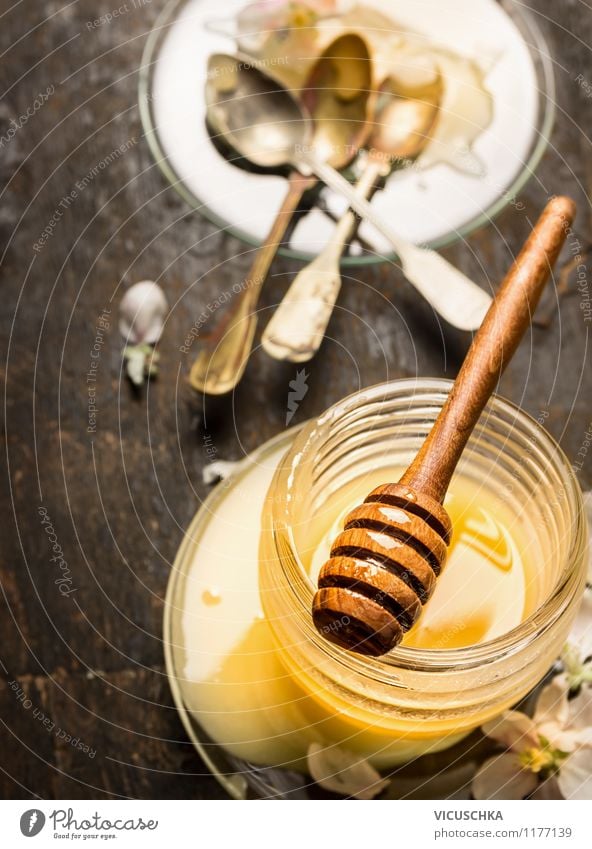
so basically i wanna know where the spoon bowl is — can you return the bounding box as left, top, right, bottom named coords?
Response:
left=300, top=34, right=373, bottom=168
left=206, top=35, right=372, bottom=173
left=370, top=62, right=443, bottom=162
left=206, top=53, right=311, bottom=169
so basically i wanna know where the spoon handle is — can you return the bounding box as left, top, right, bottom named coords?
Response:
left=400, top=196, right=576, bottom=503
left=299, top=150, right=492, bottom=331
left=262, top=160, right=383, bottom=362
left=189, top=171, right=316, bottom=395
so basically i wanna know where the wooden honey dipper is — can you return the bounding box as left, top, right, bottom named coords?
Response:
left=312, top=196, right=576, bottom=657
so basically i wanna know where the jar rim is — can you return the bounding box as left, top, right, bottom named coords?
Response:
left=270, top=378, right=588, bottom=675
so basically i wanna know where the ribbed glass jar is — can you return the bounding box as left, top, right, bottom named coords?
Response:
left=259, top=379, right=588, bottom=763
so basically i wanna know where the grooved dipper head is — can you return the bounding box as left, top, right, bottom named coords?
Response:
left=312, top=483, right=452, bottom=656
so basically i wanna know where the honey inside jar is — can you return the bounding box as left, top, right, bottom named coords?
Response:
left=174, top=440, right=543, bottom=771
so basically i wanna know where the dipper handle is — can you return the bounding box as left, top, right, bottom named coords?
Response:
left=401, top=196, right=576, bottom=504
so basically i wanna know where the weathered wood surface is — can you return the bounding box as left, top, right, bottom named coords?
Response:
left=0, top=0, right=591, bottom=799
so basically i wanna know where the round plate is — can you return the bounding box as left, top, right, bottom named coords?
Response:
left=139, top=0, right=554, bottom=265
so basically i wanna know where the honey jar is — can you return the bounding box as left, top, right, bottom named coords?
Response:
left=165, top=379, right=588, bottom=798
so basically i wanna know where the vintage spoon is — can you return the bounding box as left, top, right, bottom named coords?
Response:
left=189, top=36, right=372, bottom=395
left=311, top=196, right=576, bottom=657
left=262, top=63, right=444, bottom=362
left=200, top=53, right=491, bottom=336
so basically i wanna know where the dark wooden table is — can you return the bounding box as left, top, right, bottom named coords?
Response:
left=1, top=0, right=591, bottom=799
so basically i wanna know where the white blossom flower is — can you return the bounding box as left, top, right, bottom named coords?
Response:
left=561, top=589, right=592, bottom=692
left=472, top=678, right=592, bottom=800
left=119, top=281, right=167, bottom=386
left=307, top=743, right=389, bottom=799
left=119, top=280, right=168, bottom=346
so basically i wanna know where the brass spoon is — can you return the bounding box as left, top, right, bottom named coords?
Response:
left=189, top=36, right=372, bottom=396
left=262, top=66, right=444, bottom=362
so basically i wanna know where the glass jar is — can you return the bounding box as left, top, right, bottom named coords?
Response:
left=260, top=379, right=588, bottom=761
left=166, top=379, right=588, bottom=798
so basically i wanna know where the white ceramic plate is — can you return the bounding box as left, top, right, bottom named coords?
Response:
left=140, top=0, right=554, bottom=263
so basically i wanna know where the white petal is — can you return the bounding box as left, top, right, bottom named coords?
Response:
left=531, top=777, right=563, bottom=799
left=472, top=753, right=538, bottom=800
left=536, top=684, right=592, bottom=751
left=307, top=744, right=389, bottom=799
left=481, top=710, right=538, bottom=752
left=546, top=730, right=582, bottom=754
left=565, top=589, right=592, bottom=657
left=557, top=749, right=592, bottom=800
left=567, top=685, right=592, bottom=740
left=119, top=281, right=168, bottom=345
left=534, top=678, right=569, bottom=733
